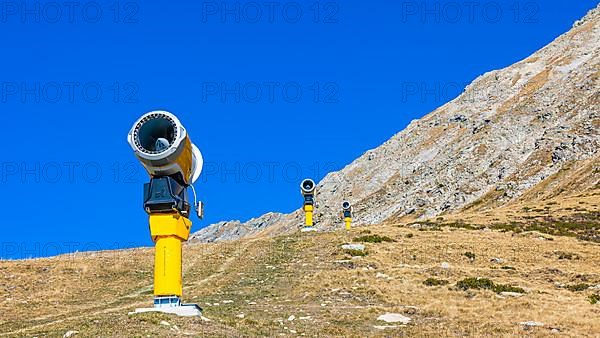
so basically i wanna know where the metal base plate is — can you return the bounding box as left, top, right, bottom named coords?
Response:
left=130, top=304, right=202, bottom=317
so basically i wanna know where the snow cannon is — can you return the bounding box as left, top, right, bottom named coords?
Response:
left=128, top=110, right=203, bottom=317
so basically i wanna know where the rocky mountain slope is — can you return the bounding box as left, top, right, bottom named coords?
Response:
left=191, top=5, right=600, bottom=243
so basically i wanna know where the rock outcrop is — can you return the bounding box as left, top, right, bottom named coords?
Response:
left=191, top=5, right=600, bottom=243
left=189, top=212, right=284, bottom=243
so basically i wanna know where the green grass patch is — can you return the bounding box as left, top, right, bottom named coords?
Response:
left=353, top=234, right=395, bottom=243
left=565, top=283, right=590, bottom=292
left=463, top=252, right=476, bottom=260
left=456, top=277, right=525, bottom=294
left=556, top=251, right=580, bottom=260
left=423, top=278, right=449, bottom=286
left=589, top=294, right=600, bottom=304
left=405, top=212, right=600, bottom=243
left=344, top=249, right=367, bottom=257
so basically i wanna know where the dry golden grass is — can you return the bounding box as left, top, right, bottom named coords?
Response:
left=1, top=214, right=600, bottom=337
left=443, top=190, right=599, bottom=227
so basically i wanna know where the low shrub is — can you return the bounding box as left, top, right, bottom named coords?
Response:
left=565, top=283, right=590, bottom=292
left=344, top=249, right=367, bottom=257
left=423, top=278, right=449, bottom=286
left=353, top=234, right=395, bottom=243
left=456, top=277, right=524, bottom=294
left=556, top=251, right=580, bottom=260
left=463, top=252, right=476, bottom=261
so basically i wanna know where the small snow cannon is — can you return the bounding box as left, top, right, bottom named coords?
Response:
left=342, top=201, right=352, bottom=230
left=300, top=178, right=316, bottom=231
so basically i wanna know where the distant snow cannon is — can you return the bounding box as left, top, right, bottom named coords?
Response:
left=128, top=110, right=203, bottom=317
left=342, top=201, right=353, bottom=230
left=300, top=179, right=316, bottom=231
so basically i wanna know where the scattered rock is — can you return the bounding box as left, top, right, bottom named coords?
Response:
left=236, top=313, right=245, bottom=319
left=449, top=114, right=468, bottom=123
left=440, top=262, right=451, bottom=269
left=490, top=257, right=505, bottom=264
left=333, top=260, right=355, bottom=268
left=415, top=198, right=428, bottom=207
left=374, top=325, right=399, bottom=330
left=63, top=331, right=79, bottom=338
left=377, top=313, right=411, bottom=324
left=341, top=244, right=365, bottom=251
left=222, top=300, right=233, bottom=304
left=500, top=291, right=524, bottom=297
left=288, top=315, right=296, bottom=321
left=402, top=306, right=419, bottom=315
left=200, top=316, right=212, bottom=322
left=160, top=321, right=170, bottom=326
left=376, top=272, right=391, bottom=279
left=520, top=321, right=544, bottom=328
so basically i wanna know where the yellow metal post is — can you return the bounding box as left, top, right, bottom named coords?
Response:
left=344, top=217, right=352, bottom=230
left=304, top=204, right=313, bottom=227
left=154, top=236, right=183, bottom=296
left=149, top=213, right=192, bottom=297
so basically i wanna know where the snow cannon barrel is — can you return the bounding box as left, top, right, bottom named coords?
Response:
left=300, top=178, right=316, bottom=196
left=128, top=110, right=203, bottom=186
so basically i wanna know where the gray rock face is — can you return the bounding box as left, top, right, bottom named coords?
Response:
left=189, top=212, right=284, bottom=243
left=191, top=5, right=600, bottom=243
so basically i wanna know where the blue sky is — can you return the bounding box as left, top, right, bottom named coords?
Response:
left=1, top=0, right=597, bottom=258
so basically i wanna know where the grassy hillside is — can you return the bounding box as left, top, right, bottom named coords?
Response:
left=2, top=204, right=600, bottom=337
